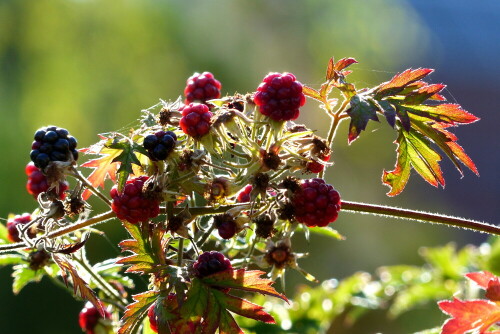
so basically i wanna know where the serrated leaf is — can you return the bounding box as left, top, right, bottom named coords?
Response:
left=302, top=86, right=323, bottom=102
left=376, top=68, right=434, bottom=98
left=117, top=222, right=156, bottom=274
left=81, top=137, right=121, bottom=200
left=346, top=94, right=379, bottom=143
left=334, top=57, right=358, bottom=72
left=438, top=297, right=500, bottom=334
left=466, top=271, right=500, bottom=302
left=400, top=103, right=479, bottom=125
left=52, top=254, right=105, bottom=316
left=383, top=129, right=445, bottom=196
left=325, top=57, right=335, bottom=81
left=119, top=290, right=159, bottom=334
left=12, top=264, right=44, bottom=294
left=108, top=140, right=143, bottom=192
left=219, top=308, right=244, bottom=334
left=0, top=254, right=24, bottom=266
left=201, top=269, right=288, bottom=302
left=403, top=83, right=446, bottom=105
left=212, top=289, right=275, bottom=324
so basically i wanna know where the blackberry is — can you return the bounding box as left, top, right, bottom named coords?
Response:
left=236, top=185, right=253, bottom=203
left=184, top=71, right=222, bottom=104
left=30, top=126, right=78, bottom=169
left=214, top=213, right=237, bottom=239
left=143, top=131, right=177, bottom=161
left=179, top=103, right=213, bottom=138
left=193, top=251, right=233, bottom=278
left=78, top=302, right=112, bottom=334
left=254, top=72, right=306, bottom=121
left=7, top=213, right=35, bottom=242
left=292, top=178, right=341, bottom=227
left=110, top=176, right=160, bottom=224
left=25, top=162, right=68, bottom=199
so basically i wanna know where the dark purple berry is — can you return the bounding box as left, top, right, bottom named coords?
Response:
left=35, top=153, right=50, bottom=169
left=34, top=130, right=46, bottom=141
left=193, top=251, right=233, bottom=278
left=152, top=144, right=168, bottom=160
left=143, top=135, right=158, bottom=150
left=67, top=136, right=77, bottom=150
left=54, top=138, right=69, bottom=151
left=43, top=131, right=58, bottom=143
left=50, top=151, right=67, bottom=161
left=56, top=128, right=69, bottom=138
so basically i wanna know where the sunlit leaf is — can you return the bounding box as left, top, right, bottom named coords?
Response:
left=117, top=222, right=157, bottom=274
left=119, top=290, right=159, bottom=334
left=12, top=264, right=44, bottom=294
left=376, top=68, right=434, bottom=98
left=346, top=94, right=379, bottom=143
left=438, top=298, right=500, bottom=334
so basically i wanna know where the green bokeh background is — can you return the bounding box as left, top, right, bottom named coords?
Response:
left=0, top=0, right=498, bottom=333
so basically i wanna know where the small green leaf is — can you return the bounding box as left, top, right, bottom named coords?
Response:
left=107, top=139, right=143, bottom=192
left=117, top=222, right=157, bottom=274
left=0, top=222, right=9, bottom=244
left=119, top=290, right=159, bottom=334
left=302, top=226, right=345, bottom=240
left=12, top=264, right=44, bottom=294
left=346, top=94, right=379, bottom=143
left=0, top=254, right=24, bottom=267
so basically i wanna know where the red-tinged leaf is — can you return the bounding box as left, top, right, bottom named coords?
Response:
left=383, top=129, right=445, bottom=196
left=466, top=271, right=500, bottom=302
left=325, top=57, right=335, bottom=81
left=334, top=57, right=358, bottom=72
left=52, top=254, right=104, bottom=316
left=403, top=83, right=446, bottom=105
left=346, top=94, right=379, bottom=143
left=302, top=86, right=323, bottom=102
left=401, top=103, right=479, bottom=125
left=201, top=269, right=288, bottom=302
left=202, top=290, right=222, bottom=334
left=376, top=68, right=434, bottom=97
left=409, top=119, right=479, bottom=178
left=81, top=146, right=120, bottom=200
left=118, top=290, right=159, bottom=334
left=438, top=297, right=500, bottom=334
left=212, top=289, right=275, bottom=324
left=180, top=278, right=209, bottom=322
left=219, top=310, right=244, bottom=334
left=117, top=222, right=156, bottom=274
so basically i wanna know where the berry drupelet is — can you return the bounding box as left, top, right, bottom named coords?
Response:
left=292, top=178, right=341, bottom=227
left=184, top=71, right=222, bottom=104
left=236, top=184, right=253, bottom=203
left=143, top=131, right=177, bottom=161
left=254, top=72, right=306, bottom=121
left=7, top=213, right=35, bottom=242
left=193, top=251, right=233, bottom=278
left=110, top=176, right=160, bottom=224
left=30, top=126, right=78, bottom=170
left=78, top=302, right=112, bottom=334
left=179, top=103, right=213, bottom=138
left=25, top=162, right=68, bottom=199
left=306, top=154, right=331, bottom=174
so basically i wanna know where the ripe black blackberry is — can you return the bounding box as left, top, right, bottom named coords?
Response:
left=254, top=72, right=306, bottom=121
left=30, top=126, right=78, bottom=169
left=193, top=251, right=233, bottom=278
left=143, top=131, right=177, bottom=161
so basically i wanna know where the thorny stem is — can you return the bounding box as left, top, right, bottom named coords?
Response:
left=177, top=238, right=184, bottom=267
left=341, top=200, right=500, bottom=235
left=69, top=167, right=112, bottom=207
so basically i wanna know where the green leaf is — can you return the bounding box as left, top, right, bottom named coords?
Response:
left=12, top=264, right=44, bottom=294
left=0, top=222, right=9, bottom=244
left=346, top=94, right=379, bottom=143
left=0, top=254, right=24, bottom=267
left=119, top=290, right=159, bottom=334
left=300, top=225, right=345, bottom=240
left=107, top=138, right=143, bottom=192
left=117, top=222, right=157, bottom=274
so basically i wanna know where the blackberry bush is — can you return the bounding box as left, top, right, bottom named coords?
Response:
left=0, top=57, right=492, bottom=334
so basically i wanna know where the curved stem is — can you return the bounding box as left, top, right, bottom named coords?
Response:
left=341, top=200, right=500, bottom=235
left=69, top=168, right=112, bottom=207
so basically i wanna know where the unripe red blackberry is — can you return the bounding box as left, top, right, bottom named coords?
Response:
left=254, top=72, right=306, bottom=121
left=25, top=162, right=68, bottom=199
left=143, top=131, right=177, bottom=161
left=110, top=176, right=160, bottom=224
left=236, top=185, right=253, bottom=203
left=184, top=71, right=222, bottom=104
left=214, top=214, right=237, bottom=239
left=306, top=154, right=331, bottom=174
left=7, top=213, right=35, bottom=242
left=292, top=178, right=341, bottom=227
left=193, top=251, right=233, bottom=278
left=179, top=103, right=213, bottom=138
left=78, top=302, right=112, bottom=334
left=147, top=303, right=159, bottom=333
left=30, top=126, right=78, bottom=169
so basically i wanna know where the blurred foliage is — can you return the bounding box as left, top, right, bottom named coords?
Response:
left=238, top=237, right=500, bottom=333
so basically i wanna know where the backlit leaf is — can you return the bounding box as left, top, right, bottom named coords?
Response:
left=12, top=264, right=44, bottom=294
left=119, top=290, right=159, bottom=334
left=438, top=298, right=500, bottom=334
left=117, top=222, right=156, bottom=274
left=376, top=68, right=434, bottom=98
left=346, top=94, right=379, bottom=143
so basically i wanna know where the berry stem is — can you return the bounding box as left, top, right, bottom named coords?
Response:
left=69, top=167, right=112, bottom=207
left=341, top=200, right=500, bottom=235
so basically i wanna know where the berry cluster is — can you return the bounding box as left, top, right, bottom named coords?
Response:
left=143, top=131, right=177, bottom=161
left=25, top=162, right=68, bottom=199
left=193, top=251, right=233, bottom=278
left=7, top=213, right=34, bottom=242
left=179, top=103, right=213, bottom=138
left=78, top=302, right=112, bottom=334
left=30, top=126, right=78, bottom=169
left=254, top=72, right=306, bottom=121
left=184, top=71, right=222, bottom=104
left=110, top=176, right=160, bottom=224
left=292, top=178, right=341, bottom=227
